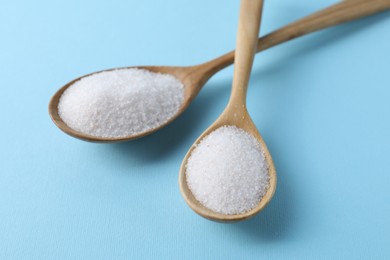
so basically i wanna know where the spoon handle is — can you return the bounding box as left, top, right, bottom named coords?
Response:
left=256, top=0, right=390, bottom=53
left=229, top=0, right=263, bottom=106
left=201, top=0, right=390, bottom=77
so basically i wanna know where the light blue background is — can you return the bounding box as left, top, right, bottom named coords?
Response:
left=1, top=0, right=389, bottom=259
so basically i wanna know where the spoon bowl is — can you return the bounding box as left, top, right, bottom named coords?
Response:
left=48, top=64, right=209, bottom=143
left=179, top=106, right=277, bottom=222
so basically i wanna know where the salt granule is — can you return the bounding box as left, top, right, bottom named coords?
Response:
left=186, top=126, right=269, bottom=215
left=58, top=68, right=184, bottom=138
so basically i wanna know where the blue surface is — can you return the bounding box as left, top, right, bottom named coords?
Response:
left=1, top=0, right=389, bottom=259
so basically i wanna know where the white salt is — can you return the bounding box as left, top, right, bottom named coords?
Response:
left=186, top=126, right=269, bottom=215
left=58, top=68, right=184, bottom=138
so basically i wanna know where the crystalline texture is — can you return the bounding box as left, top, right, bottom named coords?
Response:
left=58, top=68, right=184, bottom=138
left=186, top=126, right=269, bottom=215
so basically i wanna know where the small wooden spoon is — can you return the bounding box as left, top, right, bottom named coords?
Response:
left=179, top=0, right=275, bottom=222
left=49, top=0, right=390, bottom=143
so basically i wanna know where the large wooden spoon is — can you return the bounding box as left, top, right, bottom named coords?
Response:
left=49, top=0, right=390, bottom=143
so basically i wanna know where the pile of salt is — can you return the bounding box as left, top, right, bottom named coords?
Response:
left=58, top=68, right=184, bottom=138
left=186, top=125, right=270, bottom=215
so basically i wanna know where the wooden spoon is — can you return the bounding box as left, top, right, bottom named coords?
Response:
left=49, top=0, right=390, bottom=143
left=179, top=0, right=274, bottom=222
